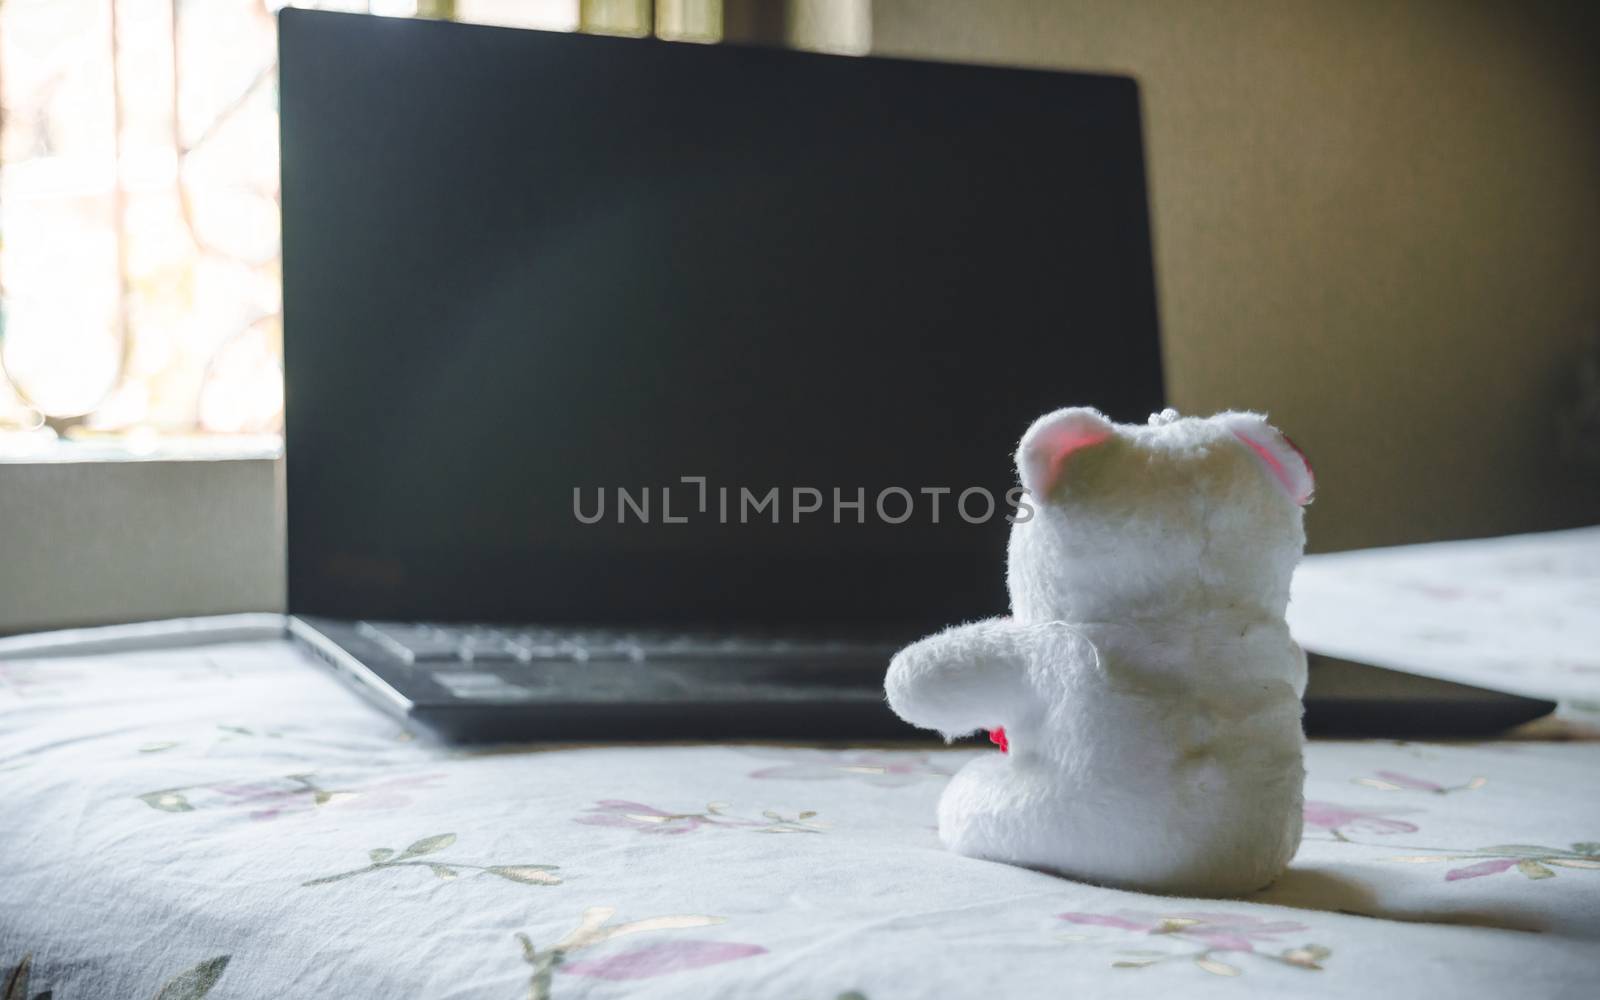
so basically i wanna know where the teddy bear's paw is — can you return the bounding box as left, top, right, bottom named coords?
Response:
left=884, top=619, right=1033, bottom=738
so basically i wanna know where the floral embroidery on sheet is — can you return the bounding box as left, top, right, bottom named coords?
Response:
left=4, top=953, right=231, bottom=1000
left=575, top=800, right=826, bottom=834
left=515, top=906, right=765, bottom=1000
left=1351, top=771, right=1486, bottom=795
left=2, top=953, right=49, bottom=1000
left=1056, top=911, right=1330, bottom=977
left=136, top=771, right=445, bottom=820
left=151, top=955, right=231, bottom=1000
left=743, top=749, right=954, bottom=786
left=302, top=833, right=562, bottom=887
left=1386, top=842, right=1600, bottom=881
left=1302, top=800, right=1420, bottom=841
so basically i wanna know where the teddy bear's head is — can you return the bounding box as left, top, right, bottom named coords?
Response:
left=1006, top=407, right=1313, bottom=624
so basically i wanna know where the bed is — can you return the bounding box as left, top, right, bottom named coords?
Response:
left=2, top=636, right=1597, bottom=999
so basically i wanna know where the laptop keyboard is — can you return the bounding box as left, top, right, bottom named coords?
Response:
left=356, top=622, right=896, bottom=666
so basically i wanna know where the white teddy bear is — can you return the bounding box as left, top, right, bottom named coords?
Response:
left=884, top=406, right=1314, bottom=897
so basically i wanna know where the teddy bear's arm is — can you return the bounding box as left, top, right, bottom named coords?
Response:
left=884, top=617, right=1034, bottom=739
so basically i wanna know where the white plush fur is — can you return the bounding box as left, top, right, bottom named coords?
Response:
left=884, top=407, right=1314, bottom=897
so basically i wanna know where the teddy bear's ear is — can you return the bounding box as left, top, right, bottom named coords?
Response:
left=1016, top=407, right=1116, bottom=498
left=1219, top=412, right=1314, bottom=506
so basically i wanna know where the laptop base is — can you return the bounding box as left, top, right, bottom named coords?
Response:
left=289, top=618, right=1558, bottom=744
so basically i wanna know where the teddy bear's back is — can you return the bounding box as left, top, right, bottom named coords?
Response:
left=1026, top=617, right=1306, bottom=763
left=947, top=619, right=1307, bottom=894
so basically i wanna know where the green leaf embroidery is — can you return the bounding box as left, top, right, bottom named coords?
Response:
left=300, top=869, right=372, bottom=887
left=1283, top=944, right=1331, bottom=969
left=487, top=865, right=563, bottom=886
left=1195, top=957, right=1240, bottom=977
left=152, top=956, right=229, bottom=1000
left=138, top=791, right=194, bottom=813
left=305, top=836, right=559, bottom=887
left=397, top=833, right=456, bottom=859
left=3, top=953, right=32, bottom=1000
left=1517, top=859, right=1556, bottom=880
left=1479, top=844, right=1557, bottom=857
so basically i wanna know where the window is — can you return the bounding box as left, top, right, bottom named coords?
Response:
left=0, top=0, right=861, bottom=456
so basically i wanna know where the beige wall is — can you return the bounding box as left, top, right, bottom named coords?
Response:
left=873, top=0, right=1600, bottom=551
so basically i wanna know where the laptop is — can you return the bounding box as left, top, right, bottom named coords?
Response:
left=275, top=9, right=1162, bottom=741
left=275, top=10, right=1553, bottom=742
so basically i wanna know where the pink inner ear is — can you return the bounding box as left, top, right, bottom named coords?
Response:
left=1232, top=430, right=1313, bottom=505
left=1035, top=428, right=1111, bottom=495
left=1281, top=432, right=1314, bottom=481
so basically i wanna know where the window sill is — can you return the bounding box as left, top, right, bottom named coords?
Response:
left=0, top=447, right=284, bottom=635
left=0, top=432, right=282, bottom=465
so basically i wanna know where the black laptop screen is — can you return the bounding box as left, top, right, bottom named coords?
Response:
left=279, top=10, right=1163, bottom=629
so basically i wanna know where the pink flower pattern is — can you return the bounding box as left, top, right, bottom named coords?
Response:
left=1352, top=770, right=1487, bottom=795
left=575, top=801, right=720, bottom=835
left=575, top=800, right=824, bottom=835
left=561, top=941, right=767, bottom=980
left=517, top=907, right=765, bottom=1000
left=138, top=771, right=446, bottom=821
left=1302, top=800, right=1420, bottom=840
left=1057, top=910, right=1330, bottom=976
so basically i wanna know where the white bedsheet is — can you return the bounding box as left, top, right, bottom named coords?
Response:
left=1290, top=526, right=1600, bottom=714
left=2, top=640, right=1598, bottom=999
